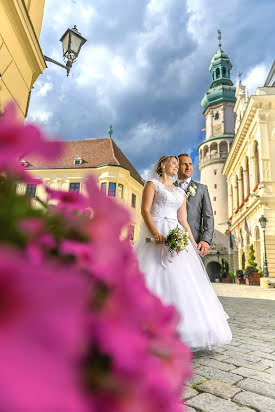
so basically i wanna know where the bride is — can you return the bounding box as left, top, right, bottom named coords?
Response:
left=134, top=155, right=232, bottom=351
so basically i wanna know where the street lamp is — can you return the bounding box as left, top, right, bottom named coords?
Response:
left=44, top=25, right=87, bottom=76
left=259, top=215, right=269, bottom=277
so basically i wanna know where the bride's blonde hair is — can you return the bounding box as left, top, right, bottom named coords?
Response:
left=155, top=155, right=179, bottom=177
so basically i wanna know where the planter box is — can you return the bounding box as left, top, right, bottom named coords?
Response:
left=221, top=274, right=233, bottom=283
left=245, top=272, right=262, bottom=286
left=236, top=278, right=245, bottom=285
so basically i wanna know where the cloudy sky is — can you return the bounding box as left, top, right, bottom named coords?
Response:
left=27, top=0, right=274, bottom=180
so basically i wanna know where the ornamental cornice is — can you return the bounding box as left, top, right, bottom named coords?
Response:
left=230, top=199, right=263, bottom=230
left=223, top=95, right=275, bottom=175
left=2, top=0, right=46, bottom=76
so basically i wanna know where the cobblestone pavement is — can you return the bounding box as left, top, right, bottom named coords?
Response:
left=182, top=284, right=275, bottom=412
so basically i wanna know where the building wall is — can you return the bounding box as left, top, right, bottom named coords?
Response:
left=199, top=136, right=233, bottom=234
left=0, top=0, right=46, bottom=118
left=18, top=165, right=143, bottom=243
left=224, top=86, right=275, bottom=280
left=204, top=102, right=235, bottom=139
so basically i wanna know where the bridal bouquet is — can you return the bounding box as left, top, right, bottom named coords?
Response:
left=146, top=226, right=189, bottom=256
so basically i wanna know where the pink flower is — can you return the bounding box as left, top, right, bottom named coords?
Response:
left=0, top=102, right=62, bottom=179
left=46, top=187, right=89, bottom=212
left=0, top=246, right=89, bottom=412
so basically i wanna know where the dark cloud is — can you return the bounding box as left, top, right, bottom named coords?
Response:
left=28, top=0, right=275, bottom=180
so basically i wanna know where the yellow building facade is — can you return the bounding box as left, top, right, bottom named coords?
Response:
left=0, top=0, right=46, bottom=118
left=224, top=82, right=275, bottom=286
left=20, top=138, right=144, bottom=242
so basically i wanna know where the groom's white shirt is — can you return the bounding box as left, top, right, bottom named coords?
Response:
left=177, top=177, right=191, bottom=192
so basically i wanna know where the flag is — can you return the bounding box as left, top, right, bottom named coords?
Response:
left=233, top=231, right=238, bottom=244
left=201, top=128, right=206, bottom=132
left=240, top=227, right=243, bottom=242
left=237, top=224, right=241, bottom=243
left=244, top=218, right=252, bottom=236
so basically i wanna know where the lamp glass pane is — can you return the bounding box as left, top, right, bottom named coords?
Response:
left=70, top=34, right=82, bottom=56
left=62, top=32, right=70, bottom=56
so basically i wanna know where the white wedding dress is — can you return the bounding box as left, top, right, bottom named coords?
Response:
left=134, top=179, right=232, bottom=351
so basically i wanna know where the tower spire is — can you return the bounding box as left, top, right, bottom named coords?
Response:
left=107, top=125, right=113, bottom=139
left=217, top=29, right=222, bottom=50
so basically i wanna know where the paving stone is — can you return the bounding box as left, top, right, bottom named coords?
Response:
left=257, top=358, right=275, bottom=368
left=208, top=353, right=230, bottom=361
left=181, top=386, right=199, bottom=401
left=237, top=378, right=275, bottom=400
left=219, top=351, right=262, bottom=363
left=193, top=366, right=243, bottom=384
left=233, top=367, right=275, bottom=384
left=196, top=379, right=241, bottom=399
left=265, top=366, right=275, bottom=374
left=193, top=358, right=236, bottom=372
left=233, top=390, right=275, bottom=412
left=186, top=393, right=254, bottom=412
left=215, top=356, right=270, bottom=371
left=186, top=373, right=207, bottom=387
left=238, top=343, right=275, bottom=353
left=251, top=351, right=275, bottom=361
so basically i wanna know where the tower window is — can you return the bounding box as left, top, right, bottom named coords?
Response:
left=214, top=211, right=217, bottom=215
left=216, top=68, right=220, bottom=79
left=222, top=67, right=226, bottom=77
left=215, top=112, right=219, bottom=120
left=214, top=184, right=217, bottom=189
left=214, top=170, right=217, bottom=175
left=213, top=197, right=216, bottom=201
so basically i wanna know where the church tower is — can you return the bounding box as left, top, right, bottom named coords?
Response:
left=199, top=31, right=236, bottom=234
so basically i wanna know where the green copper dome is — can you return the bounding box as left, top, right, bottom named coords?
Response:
left=201, top=32, right=236, bottom=112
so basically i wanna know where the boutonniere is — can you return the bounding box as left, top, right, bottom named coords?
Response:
left=186, top=182, right=197, bottom=198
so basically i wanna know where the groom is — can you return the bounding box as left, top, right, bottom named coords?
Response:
left=175, top=154, right=214, bottom=257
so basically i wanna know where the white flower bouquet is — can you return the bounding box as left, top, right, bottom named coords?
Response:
left=146, top=226, right=189, bottom=256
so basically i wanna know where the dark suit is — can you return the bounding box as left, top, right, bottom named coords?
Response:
left=175, top=179, right=214, bottom=245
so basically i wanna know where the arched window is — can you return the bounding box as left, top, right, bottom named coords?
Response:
left=203, top=145, right=209, bottom=159
left=219, top=141, right=228, bottom=154
left=222, top=67, right=226, bottom=77
left=210, top=142, right=218, bottom=157
left=240, top=167, right=244, bottom=203
left=234, top=174, right=239, bottom=209
left=245, top=156, right=250, bottom=195
left=216, top=68, right=220, bottom=79
left=215, top=112, right=219, bottom=120
left=254, top=141, right=260, bottom=185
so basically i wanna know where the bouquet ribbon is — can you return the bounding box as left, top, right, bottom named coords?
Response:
left=161, top=245, right=172, bottom=269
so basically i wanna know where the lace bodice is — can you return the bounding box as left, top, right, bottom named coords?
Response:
left=149, top=178, right=185, bottom=220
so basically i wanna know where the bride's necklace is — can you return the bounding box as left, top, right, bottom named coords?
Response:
left=159, top=179, right=175, bottom=190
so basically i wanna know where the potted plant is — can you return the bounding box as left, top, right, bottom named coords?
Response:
left=244, top=245, right=262, bottom=285
left=236, top=269, right=245, bottom=285
left=229, top=272, right=236, bottom=283
left=221, top=260, right=232, bottom=283
left=242, top=252, right=246, bottom=271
